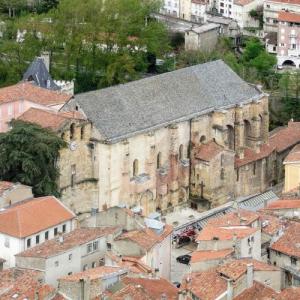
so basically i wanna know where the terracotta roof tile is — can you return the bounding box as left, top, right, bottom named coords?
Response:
left=111, top=283, right=152, bottom=300
left=0, top=196, right=75, bottom=238
left=18, top=107, right=85, bottom=131
left=268, top=0, right=300, bottom=4
left=279, top=11, right=300, bottom=23
left=116, top=225, right=172, bottom=251
left=191, top=248, right=234, bottom=263
left=196, top=225, right=258, bottom=241
left=0, top=268, right=54, bottom=300
left=182, top=269, right=227, bottom=300
left=235, top=144, right=275, bottom=168
left=194, top=141, right=224, bottom=162
left=266, top=199, right=300, bottom=209
left=234, top=0, right=256, bottom=6
left=259, top=212, right=283, bottom=236
left=269, top=121, right=300, bottom=153
left=16, top=227, right=118, bottom=258
left=59, top=266, right=127, bottom=282
left=217, top=259, right=279, bottom=281
left=234, top=281, right=278, bottom=300
left=207, top=209, right=260, bottom=227
left=121, top=277, right=178, bottom=300
left=0, top=82, right=72, bottom=106
left=284, top=144, right=300, bottom=163
left=277, top=286, right=300, bottom=299
left=270, top=222, right=300, bottom=258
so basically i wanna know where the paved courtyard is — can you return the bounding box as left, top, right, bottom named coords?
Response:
left=170, top=242, right=197, bottom=283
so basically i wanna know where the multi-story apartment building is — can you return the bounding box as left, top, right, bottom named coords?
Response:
left=161, top=0, right=180, bottom=17
left=277, top=11, right=300, bottom=68
left=264, top=0, right=300, bottom=33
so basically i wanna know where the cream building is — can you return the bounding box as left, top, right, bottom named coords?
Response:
left=61, top=60, right=270, bottom=216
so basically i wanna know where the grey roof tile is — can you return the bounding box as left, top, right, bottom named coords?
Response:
left=75, top=60, right=262, bottom=143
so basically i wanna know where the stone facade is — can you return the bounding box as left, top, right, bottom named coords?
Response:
left=57, top=120, right=98, bottom=216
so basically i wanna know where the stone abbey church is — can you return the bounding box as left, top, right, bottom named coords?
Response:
left=58, top=60, right=274, bottom=217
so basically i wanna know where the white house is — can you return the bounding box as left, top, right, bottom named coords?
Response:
left=0, top=196, right=76, bottom=269
left=15, top=227, right=120, bottom=287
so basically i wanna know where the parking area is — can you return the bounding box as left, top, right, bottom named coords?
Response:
left=170, top=242, right=197, bottom=283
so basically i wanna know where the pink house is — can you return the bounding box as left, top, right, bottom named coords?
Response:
left=0, top=82, right=72, bottom=132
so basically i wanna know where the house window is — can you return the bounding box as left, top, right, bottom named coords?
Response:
left=55, top=261, right=59, bottom=267
left=69, top=254, right=72, bottom=261
left=54, top=227, right=58, bottom=236
left=36, top=235, right=40, bottom=245
left=248, top=247, right=252, bottom=255
left=220, top=168, right=225, bottom=180
left=71, top=164, right=76, bottom=187
left=251, top=236, right=254, bottom=242
left=83, top=264, right=88, bottom=271
left=87, top=243, right=93, bottom=253
left=253, top=162, right=256, bottom=175
left=179, top=144, right=184, bottom=160
left=291, top=257, right=297, bottom=265
left=62, top=224, right=66, bottom=233
left=107, top=242, right=112, bottom=250
left=8, top=104, right=13, bottom=116
left=68, top=272, right=72, bottom=275
left=45, top=231, right=49, bottom=240
left=93, top=241, right=99, bottom=251
left=27, top=238, right=31, bottom=248
left=133, top=159, right=139, bottom=177
left=236, top=168, right=239, bottom=181
left=92, top=262, right=96, bottom=268
left=4, top=237, right=9, bottom=248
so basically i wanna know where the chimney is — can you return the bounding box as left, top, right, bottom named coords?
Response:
left=40, top=51, right=50, bottom=72
left=226, top=279, right=233, bottom=300
left=246, top=263, right=254, bottom=288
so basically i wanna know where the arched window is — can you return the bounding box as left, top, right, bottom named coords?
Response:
left=133, top=159, right=139, bottom=177
left=81, top=126, right=85, bottom=140
left=157, top=152, right=162, bottom=169
left=200, top=135, right=206, bottom=144
left=179, top=144, right=184, bottom=160
left=244, top=120, right=251, bottom=147
left=227, top=125, right=235, bottom=150
left=70, top=123, right=75, bottom=140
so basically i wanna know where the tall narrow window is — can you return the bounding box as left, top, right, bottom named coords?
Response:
left=157, top=152, right=162, bottom=169
left=179, top=144, right=184, bottom=160
left=133, top=159, right=139, bottom=177
left=81, top=126, right=85, bottom=140
left=253, top=162, right=256, bottom=175
left=236, top=168, right=239, bottom=181
left=70, top=123, right=75, bottom=140
left=71, top=164, right=76, bottom=187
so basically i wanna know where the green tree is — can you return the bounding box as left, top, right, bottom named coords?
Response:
left=0, top=120, right=66, bottom=196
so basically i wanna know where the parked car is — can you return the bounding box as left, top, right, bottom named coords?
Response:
left=176, top=236, right=191, bottom=248
left=176, top=254, right=191, bottom=265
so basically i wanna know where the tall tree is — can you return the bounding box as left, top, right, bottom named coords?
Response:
left=0, top=120, right=66, bottom=196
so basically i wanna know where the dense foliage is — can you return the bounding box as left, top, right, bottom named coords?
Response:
left=0, top=0, right=169, bottom=92
left=0, top=120, right=66, bottom=196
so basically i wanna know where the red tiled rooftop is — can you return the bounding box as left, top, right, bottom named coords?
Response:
left=266, top=199, right=300, bottom=209
left=196, top=225, right=258, bottom=241
left=217, top=259, right=279, bottom=281
left=279, top=11, right=300, bottom=23
left=0, top=196, right=75, bottom=238
left=59, top=266, right=126, bottom=282
left=271, top=222, right=300, bottom=258
left=182, top=269, right=227, bottom=300
left=194, top=140, right=224, bottom=162
left=234, top=0, right=256, bottom=6
left=16, top=227, right=118, bottom=258
left=121, top=277, right=178, bottom=300
left=268, top=0, right=300, bottom=4
left=269, top=121, right=300, bottom=153
left=191, top=248, right=234, bottom=263
left=259, top=212, right=283, bottom=236
left=115, top=225, right=173, bottom=251
left=207, top=209, right=259, bottom=227
left=0, top=82, right=72, bottom=106
left=277, top=286, right=300, bottom=299
left=18, top=107, right=85, bottom=131
left=234, top=281, right=278, bottom=300
left=0, top=268, right=54, bottom=300
left=111, top=283, right=152, bottom=300
left=235, top=144, right=275, bottom=168
left=284, top=144, right=300, bottom=163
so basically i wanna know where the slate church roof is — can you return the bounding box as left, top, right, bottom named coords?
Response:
left=23, top=57, right=60, bottom=91
left=73, top=60, right=263, bottom=143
